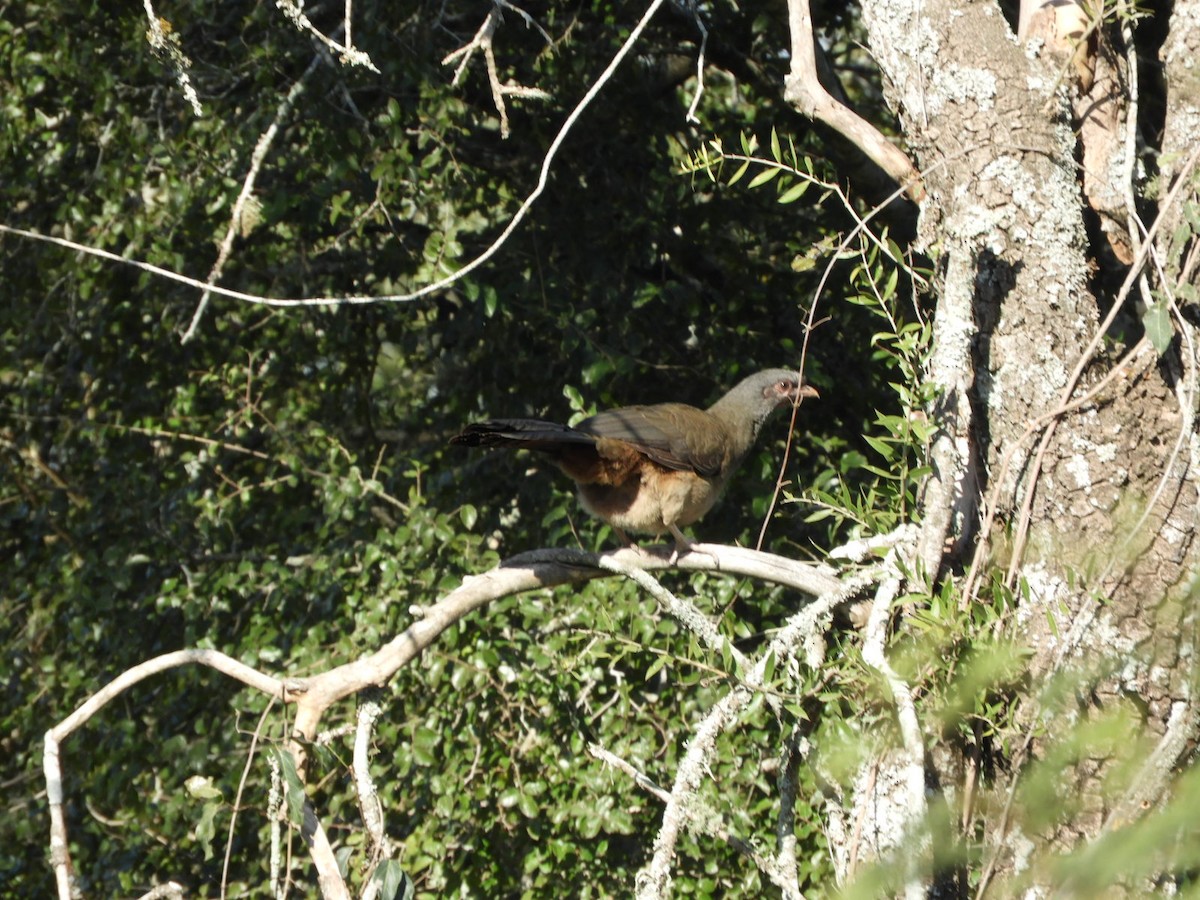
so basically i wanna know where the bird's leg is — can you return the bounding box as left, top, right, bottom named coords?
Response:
left=667, top=525, right=694, bottom=565
left=615, top=525, right=677, bottom=561
left=668, top=525, right=719, bottom=566
left=613, top=526, right=650, bottom=557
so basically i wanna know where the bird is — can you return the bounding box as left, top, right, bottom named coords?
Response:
left=450, top=369, right=817, bottom=555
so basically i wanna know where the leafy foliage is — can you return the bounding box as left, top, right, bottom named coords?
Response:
left=0, top=0, right=927, bottom=896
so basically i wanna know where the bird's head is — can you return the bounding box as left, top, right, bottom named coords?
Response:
left=708, top=368, right=818, bottom=446
left=764, top=370, right=819, bottom=408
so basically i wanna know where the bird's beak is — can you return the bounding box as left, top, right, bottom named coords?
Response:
left=795, top=383, right=819, bottom=401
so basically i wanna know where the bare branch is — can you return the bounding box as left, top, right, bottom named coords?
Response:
left=859, top=545, right=927, bottom=900
left=679, top=0, right=709, bottom=123
left=141, top=0, right=202, bottom=116
left=442, top=2, right=552, bottom=138
left=223, top=700, right=276, bottom=900
left=289, top=543, right=843, bottom=744
left=354, top=701, right=394, bottom=866
left=636, top=569, right=873, bottom=898
left=596, top=555, right=753, bottom=673
left=275, top=0, right=378, bottom=72
left=782, top=0, right=923, bottom=200
left=590, top=744, right=805, bottom=898
left=299, top=791, right=352, bottom=899
left=183, top=44, right=327, bottom=343
left=45, top=650, right=285, bottom=900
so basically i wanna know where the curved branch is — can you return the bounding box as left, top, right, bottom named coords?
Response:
left=783, top=0, right=923, bottom=201
left=45, top=650, right=286, bottom=900
left=290, top=543, right=843, bottom=740
left=42, top=545, right=845, bottom=899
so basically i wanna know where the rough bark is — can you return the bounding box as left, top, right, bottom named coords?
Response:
left=840, top=0, right=1200, bottom=890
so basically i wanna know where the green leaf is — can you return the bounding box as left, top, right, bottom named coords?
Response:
left=645, top=652, right=669, bottom=680
left=195, top=801, right=220, bottom=860
left=777, top=181, right=809, bottom=204
left=747, top=167, right=781, bottom=188
left=864, top=434, right=896, bottom=460
left=371, top=860, right=413, bottom=900
left=412, top=726, right=440, bottom=766
left=720, top=638, right=734, bottom=673
left=459, top=504, right=478, bottom=529
left=1143, top=301, right=1173, bottom=355
left=519, top=791, right=540, bottom=818
left=727, top=159, right=751, bottom=186
left=761, top=650, right=777, bottom=684
left=269, top=746, right=308, bottom=826
left=184, top=775, right=223, bottom=801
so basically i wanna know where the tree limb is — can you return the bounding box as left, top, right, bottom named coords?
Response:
left=290, top=543, right=843, bottom=743
left=43, top=544, right=846, bottom=899
left=782, top=0, right=923, bottom=201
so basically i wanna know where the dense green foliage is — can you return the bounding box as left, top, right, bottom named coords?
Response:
left=1, top=0, right=920, bottom=895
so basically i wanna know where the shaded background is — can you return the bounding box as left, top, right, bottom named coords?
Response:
left=0, top=0, right=918, bottom=894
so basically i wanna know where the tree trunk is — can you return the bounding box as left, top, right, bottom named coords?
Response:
left=840, top=0, right=1200, bottom=890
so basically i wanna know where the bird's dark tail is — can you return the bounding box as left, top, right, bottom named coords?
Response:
left=450, top=419, right=597, bottom=450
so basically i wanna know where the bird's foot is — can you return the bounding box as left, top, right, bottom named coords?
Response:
left=668, top=527, right=720, bottom=566
left=613, top=527, right=699, bottom=564
left=667, top=526, right=695, bottom=565
left=612, top=527, right=653, bottom=558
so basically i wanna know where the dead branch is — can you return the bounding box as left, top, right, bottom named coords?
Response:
left=782, top=0, right=923, bottom=201
left=442, top=1, right=552, bottom=138
left=288, top=542, right=843, bottom=745
left=183, top=35, right=330, bottom=343
left=634, top=567, right=872, bottom=899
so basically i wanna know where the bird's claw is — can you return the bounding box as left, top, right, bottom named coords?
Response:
left=667, top=526, right=695, bottom=565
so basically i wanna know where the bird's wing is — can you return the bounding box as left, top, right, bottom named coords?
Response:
left=577, top=404, right=730, bottom=477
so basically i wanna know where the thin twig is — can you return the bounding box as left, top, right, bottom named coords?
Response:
left=222, top=699, right=277, bottom=900
left=183, top=44, right=327, bottom=342
left=683, top=0, right=709, bottom=123
left=636, top=570, right=872, bottom=898
left=590, top=744, right=806, bottom=898
left=596, top=556, right=753, bottom=674
left=275, top=0, right=378, bottom=71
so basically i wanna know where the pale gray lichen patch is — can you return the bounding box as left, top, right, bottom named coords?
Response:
left=1065, top=453, right=1092, bottom=490
left=929, top=64, right=998, bottom=114
left=861, top=0, right=942, bottom=87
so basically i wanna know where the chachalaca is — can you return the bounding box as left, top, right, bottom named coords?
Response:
left=451, top=369, right=817, bottom=553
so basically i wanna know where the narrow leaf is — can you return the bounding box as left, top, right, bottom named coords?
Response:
left=747, top=167, right=780, bottom=188
left=270, top=746, right=308, bottom=825
left=727, top=159, right=751, bottom=186
left=777, top=181, right=809, bottom=204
